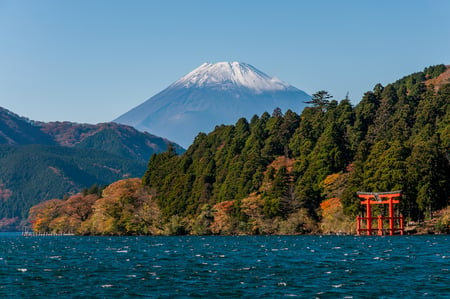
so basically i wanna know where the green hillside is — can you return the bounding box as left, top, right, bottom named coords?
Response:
left=0, top=110, right=184, bottom=230
left=40, top=122, right=185, bottom=161
left=143, top=65, right=449, bottom=227
left=0, top=144, right=146, bottom=230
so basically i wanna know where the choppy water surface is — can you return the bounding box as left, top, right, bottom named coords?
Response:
left=0, top=233, right=449, bottom=298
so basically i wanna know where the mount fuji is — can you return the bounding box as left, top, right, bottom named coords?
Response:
left=114, top=62, right=310, bottom=148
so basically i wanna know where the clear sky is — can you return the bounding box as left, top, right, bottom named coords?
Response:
left=1, top=0, right=449, bottom=124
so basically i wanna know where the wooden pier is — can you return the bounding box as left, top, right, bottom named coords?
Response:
left=22, top=231, right=75, bottom=237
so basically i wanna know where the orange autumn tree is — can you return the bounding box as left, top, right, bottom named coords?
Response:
left=210, top=200, right=237, bottom=235
left=28, top=193, right=100, bottom=234
left=29, top=199, right=64, bottom=232
left=319, top=172, right=355, bottom=234
left=28, top=178, right=162, bottom=235
left=82, top=178, right=162, bottom=235
left=53, top=194, right=99, bottom=234
left=320, top=197, right=354, bottom=234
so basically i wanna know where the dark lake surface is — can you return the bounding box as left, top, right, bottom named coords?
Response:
left=0, top=233, right=449, bottom=298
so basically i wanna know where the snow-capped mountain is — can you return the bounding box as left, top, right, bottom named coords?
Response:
left=174, top=62, right=294, bottom=92
left=114, top=62, right=310, bottom=148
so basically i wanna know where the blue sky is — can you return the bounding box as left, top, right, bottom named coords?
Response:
left=1, top=0, right=449, bottom=124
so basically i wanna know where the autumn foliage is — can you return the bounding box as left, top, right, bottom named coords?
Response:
left=320, top=197, right=354, bottom=234
left=29, top=179, right=162, bottom=235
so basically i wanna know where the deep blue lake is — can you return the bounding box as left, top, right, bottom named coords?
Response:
left=0, top=233, right=449, bottom=298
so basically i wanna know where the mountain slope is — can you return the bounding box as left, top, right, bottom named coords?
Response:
left=0, top=106, right=184, bottom=161
left=39, top=122, right=184, bottom=161
left=0, top=107, right=55, bottom=145
left=0, top=144, right=147, bottom=224
left=0, top=107, right=184, bottom=230
left=114, top=62, right=310, bottom=147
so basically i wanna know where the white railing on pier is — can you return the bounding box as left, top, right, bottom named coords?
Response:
left=22, top=231, right=75, bottom=237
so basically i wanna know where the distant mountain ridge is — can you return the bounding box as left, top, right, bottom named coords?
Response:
left=0, top=107, right=184, bottom=160
left=39, top=121, right=184, bottom=160
left=0, top=107, right=55, bottom=145
left=114, top=62, right=311, bottom=147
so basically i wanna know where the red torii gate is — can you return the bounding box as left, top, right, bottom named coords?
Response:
left=356, top=191, right=404, bottom=236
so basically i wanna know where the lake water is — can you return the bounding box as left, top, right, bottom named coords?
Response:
left=0, top=233, right=449, bottom=298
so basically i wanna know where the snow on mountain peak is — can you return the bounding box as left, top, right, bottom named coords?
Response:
left=173, top=62, right=293, bottom=93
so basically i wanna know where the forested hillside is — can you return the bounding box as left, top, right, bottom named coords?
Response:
left=0, top=110, right=184, bottom=231
left=29, top=65, right=450, bottom=235
left=39, top=122, right=185, bottom=160
left=0, top=144, right=147, bottom=229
